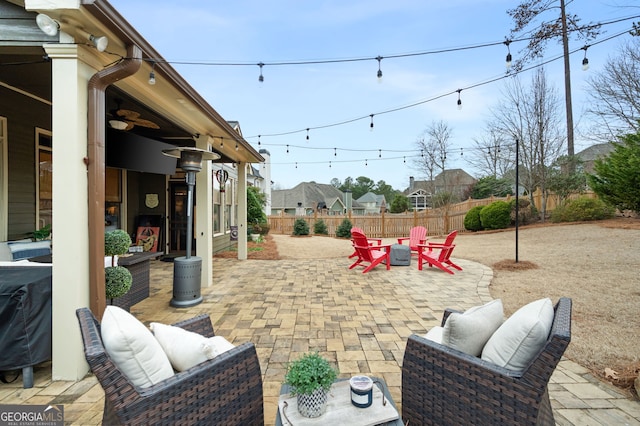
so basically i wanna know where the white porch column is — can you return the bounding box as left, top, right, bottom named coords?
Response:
left=237, top=162, right=247, bottom=260
left=45, top=43, right=93, bottom=380
left=195, top=137, right=213, bottom=288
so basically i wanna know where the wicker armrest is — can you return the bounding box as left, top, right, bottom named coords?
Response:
left=441, top=308, right=462, bottom=326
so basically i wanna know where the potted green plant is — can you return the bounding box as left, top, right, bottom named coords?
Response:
left=284, top=352, right=337, bottom=418
left=104, top=229, right=133, bottom=305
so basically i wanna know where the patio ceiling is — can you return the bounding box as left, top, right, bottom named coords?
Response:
left=1, top=1, right=263, bottom=164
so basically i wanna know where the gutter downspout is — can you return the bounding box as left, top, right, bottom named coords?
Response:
left=87, top=44, right=142, bottom=319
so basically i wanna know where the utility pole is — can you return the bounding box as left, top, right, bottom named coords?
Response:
left=560, top=0, right=575, bottom=157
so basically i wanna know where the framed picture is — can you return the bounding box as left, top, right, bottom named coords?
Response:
left=136, top=226, right=160, bottom=252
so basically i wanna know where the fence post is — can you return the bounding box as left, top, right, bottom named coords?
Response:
left=381, top=209, right=386, bottom=237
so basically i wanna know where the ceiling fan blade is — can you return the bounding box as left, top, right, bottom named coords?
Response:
left=132, top=118, right=160, bottom=129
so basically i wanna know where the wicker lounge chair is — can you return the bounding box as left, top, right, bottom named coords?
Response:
left=76, top=307, right=264, bottom=426
left=401, top=297, right=571, bottom=426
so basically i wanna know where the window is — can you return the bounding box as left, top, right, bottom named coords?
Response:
left=36, top=129, right=52, bottom=230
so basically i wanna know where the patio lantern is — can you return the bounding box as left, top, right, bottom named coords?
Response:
left=162, top=147, right=220, bottom=307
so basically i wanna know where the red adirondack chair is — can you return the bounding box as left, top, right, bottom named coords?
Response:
left=416, top=230, right=462, bottom=274
left=397, top=226, right=428, bottom=256
left=349, top=230, right=391, bottom=273
left=348, top=227, right=382, bottom=258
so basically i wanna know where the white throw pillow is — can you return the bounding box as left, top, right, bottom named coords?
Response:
left=441, top=299, right=504, bottom=356
left=481, top=298, right=554, bottom=371
left=151, top=322, right=210, bottom=371
left=203, top=335, right=236, bottom=358
left=101, top=306, right=174, bottom=388
left=150, top=323, right=236, bottom=372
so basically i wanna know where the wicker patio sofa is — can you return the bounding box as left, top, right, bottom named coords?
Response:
left=76, top=307, right=264, bottom=425
left=401, top=297, right=572, bottom=426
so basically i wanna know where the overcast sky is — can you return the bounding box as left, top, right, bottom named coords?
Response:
left=109, top=0, right=638, bottom=191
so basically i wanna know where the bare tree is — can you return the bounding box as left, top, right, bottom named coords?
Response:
left=507, top=0, right=600, bottom=157
left=584, top=39, right=640, bottom=141
left=467, top=127, right=515, bottom=178
left=488, top=68, right=565, bottom=219
left=412, top=120, right=452, bottom=196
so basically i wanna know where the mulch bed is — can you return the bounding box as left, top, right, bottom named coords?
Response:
left=213, top=234, right=280, bottom=260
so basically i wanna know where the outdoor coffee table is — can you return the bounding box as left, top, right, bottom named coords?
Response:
left=275, top=376, right=403, bottom=425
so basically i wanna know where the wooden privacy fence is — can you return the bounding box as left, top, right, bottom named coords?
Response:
left=268, top=189, right=596, bottom=238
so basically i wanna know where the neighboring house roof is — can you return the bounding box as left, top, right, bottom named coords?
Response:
left=357, top=192, right=378, bottom=203
left=404, top=168, right=476, bottom=195
left=576, top=143, right=614, bottom=162
left=271, top=182, right=363, bottom=210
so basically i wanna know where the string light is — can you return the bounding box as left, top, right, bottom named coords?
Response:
left=403, top=156, right=406, bottom=164
left=378, top=149, right=382, bottom=158
left=369, top=114, right=374, bottom=131
left=504, top=39, right=512, bottom=71
left=582, top=45, right=590, bottom=71
left=306, top=128, right=310, bottom=141
left=257, top=62, right=264, bottom=82
left=329, top=161, right=332, bottom=168
left=334, top=148, right=337, bottom=156
left=286, top=144, right=289, bottom=153
left=456, top=89, right=462, bottom=110
left=376, top=55, right=383, bottom=81
left=257, top=135, right=261, bottom=146
left=460, top=148, right=464, bottom=156
left=365, top=159, right=368, bottom=166
left=148, top=61, right=156, bottom=85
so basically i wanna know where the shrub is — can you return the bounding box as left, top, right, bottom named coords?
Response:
left=313, top=219, right=328, bottom=235
left=250, top=222, right=270, bottom=235
left=335, top=219, right=353, bottom=238
left=479, top=201, right=511, bottom=230
left=550, top=197, right=615, bottom=223
left=463, top=206, right=484, bottom=231
left=105, top=229, right=132, bottom=256
left=105, top=266, right=132, bottom=299
left=293, top=218, right=310, bottom=236
left=510, top=198, right=534, bottom=225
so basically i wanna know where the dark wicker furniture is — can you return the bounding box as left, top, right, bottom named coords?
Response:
left=111, top=251, right=161, bottom=310
left=402, top=297, right=571, bottom=426
left=76, top=307, right=264, bottom=425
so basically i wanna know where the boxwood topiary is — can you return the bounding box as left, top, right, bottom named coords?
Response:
left=463, top=206, right=484, bottom=231
left=479, top=201, right=511, bottom=230
left=105, top=229, right=132, bottom=256
left=313, top=219, right=329, bottom=235
left=105, top=266, right=133, bottom=299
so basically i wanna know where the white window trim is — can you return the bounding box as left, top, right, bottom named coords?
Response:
left=0, top=117, right=7, bottom=240
left=35, top=127, right=53, bottom=230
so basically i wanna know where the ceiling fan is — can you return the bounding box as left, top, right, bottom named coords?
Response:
left=108, top=99, right=160, bottom=131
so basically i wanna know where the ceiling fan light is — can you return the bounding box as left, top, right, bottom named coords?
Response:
left=109, top=119, right=128, bottom=130
left=36, top=14, right=60, bottom=37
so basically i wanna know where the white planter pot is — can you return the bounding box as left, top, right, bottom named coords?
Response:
left=297, top=388, right=328, bottom=418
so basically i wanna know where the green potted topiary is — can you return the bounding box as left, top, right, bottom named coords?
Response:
left=104, top=229, right=133, bottom=305
left=284, top=352, right=337, bottom=418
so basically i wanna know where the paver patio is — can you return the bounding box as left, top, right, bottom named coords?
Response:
left=0, top=255, right=638, bottom=425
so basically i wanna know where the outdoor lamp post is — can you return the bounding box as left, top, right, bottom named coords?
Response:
left=162, top=146, right=220, bottom=307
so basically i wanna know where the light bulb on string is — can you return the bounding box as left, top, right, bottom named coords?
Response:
left=148, top=61, right=156, bottom=85
left=286, top=144, right=289, bottom=154
left=376, top=56, right=383, bottom=82
left=378, top=149, right=382, bottom=158
left=365, top=159, right=368, bottom=167
left=306, top=128, right=310, bottom=141
left=257, top=135, right=261, bottom=146
left=403, top=156, right=406, bottom=164
left=257, top=62, right=264, bottom=83
left=295, top=162, right=297, bottom=169
left=456, top=89, right=462, bottom=110
left=329, top=161, right=332, bottom=168
left=460, top=148, right=464, bottom=156
left=369, top=114, right=374, bottom=131
left=504, top=39, right=512, bottom=71
left=582, top=45, right=590, bottom=71
left=334, top=148, right=337, bottom=157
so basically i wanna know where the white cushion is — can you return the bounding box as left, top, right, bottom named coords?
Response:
left=424, top=326, right=443, bottom=343
left=441, top=299, right=504, bottom=356
left=101, top=306, right=174, bottom=388
left=150, top=322, right=236, bottom=372
left=481, top=298, right=554, bottom=371
left=8, top=240, right=50, bottom=260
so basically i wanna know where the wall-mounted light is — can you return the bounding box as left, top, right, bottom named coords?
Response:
left=36, top=14, right=60, bottom=36
left=36, top=14, right=108, bottom=52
